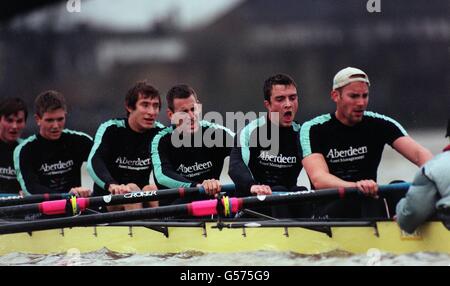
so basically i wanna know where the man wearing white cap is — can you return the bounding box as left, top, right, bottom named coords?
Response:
left=300, top=67, right=432, bottom=218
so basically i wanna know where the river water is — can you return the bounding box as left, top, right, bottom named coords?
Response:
left=1, top=249, right=449, bottom=266
left=2, top=129, right=448, bottom=266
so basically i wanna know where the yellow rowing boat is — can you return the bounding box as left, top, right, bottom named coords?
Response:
left=0, top=220, right=448, bottom=255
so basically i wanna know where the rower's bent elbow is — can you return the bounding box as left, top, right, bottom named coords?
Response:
left=418, top=149, right=433, bottom=166
left=308, top=174, right=328, bottom=190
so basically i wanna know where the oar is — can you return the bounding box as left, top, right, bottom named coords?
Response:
left=0, top=193, right=21, bottom=197
left=274, top=182, right=411, bottom=197
left=238, top=182, right=411, bottom=208
left=0, top=184, right=236, bottom=217
left=0, top=183, right=409, bottom=234
left=0, top=193, right=71, bottom=207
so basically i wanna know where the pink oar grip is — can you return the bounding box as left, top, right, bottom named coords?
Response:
left=188, top=198, right=242, bottom=216
left=39, top=198, right=90, bottom=215
left=40, top=200, right=67, bottom=215
left=189, top=200, right=218, bottom=217
left=76, top=198, right=89, bottom=210
left=229, top=198, right=240, bottom=213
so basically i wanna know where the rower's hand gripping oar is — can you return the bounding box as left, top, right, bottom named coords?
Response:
left=0, top=184, right=236, bottom=217
left=186, top=182, right=411, bottom=216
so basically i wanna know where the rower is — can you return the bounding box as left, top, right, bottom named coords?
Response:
left=0, top=98, right=28, bottom=195
left=87, top=81, right=165, bottom=211
left=396, top=119, right=450, bottom=233
left=228, top=73, right=309, bottom=218
left=151, top=84, right=235, bottom=205
left=300, top=67, right=433, bottom=218
left=14, top=91, right=93, bottom=197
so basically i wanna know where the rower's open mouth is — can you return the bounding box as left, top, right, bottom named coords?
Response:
left=283, top=111, right=293, bottom=119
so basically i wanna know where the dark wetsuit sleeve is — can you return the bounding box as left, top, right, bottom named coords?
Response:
left=151, top=132, right=196, bottom=188
left=87, top=126, right=118, bottom=190
left=228, top=135, right=257, bottom=197
left=14, top=143, right=53, bottom=195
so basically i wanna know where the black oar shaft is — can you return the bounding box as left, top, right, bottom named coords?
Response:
left=87, top=187, right=201, bottom=207
left=0, top=189, right=188, bottom=217
left=240, top=183, right=410, bottom=208
left=0, top=204, right=190, bottom=235
left=0, top=194, right=69, bottom=207
left=0, top=204, right=42, bottom=217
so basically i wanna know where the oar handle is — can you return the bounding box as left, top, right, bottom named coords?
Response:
left=198, top=184, right=235, bottom=195
left=378, top=182, right=411, bottom=195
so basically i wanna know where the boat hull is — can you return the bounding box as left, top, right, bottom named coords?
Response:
left=0, top=221, right=448, bottom=255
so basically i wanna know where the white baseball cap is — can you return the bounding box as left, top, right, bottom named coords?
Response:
left=332, top=67, right=370, bottom=90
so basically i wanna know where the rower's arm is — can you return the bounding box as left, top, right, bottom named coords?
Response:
left=302, top=153, right=356, bottom=190
left=87, top=127, right=118, bottom=191
left=151, top=134, right=196, bottom=189
left=228, top=145, right=257, bottom=197
left=300, top=120, right=357, bottom=190
left=13, top=144, right=53, bottom=195
left=392, top=136, right=433, bottom=167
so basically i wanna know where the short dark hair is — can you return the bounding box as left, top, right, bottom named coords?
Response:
left=166, top=84, right=199, bottom=112
left=0, top=97, right=28, bottom=120
left=35, top=90, right=66, bottom=117
left=125, top=81, right=161, bottom=115
left=263, top=73, right=297, bottom=101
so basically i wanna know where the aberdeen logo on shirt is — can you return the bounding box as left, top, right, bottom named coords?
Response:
left=0, top=166, right=16, bottom=179
left=176, top=161, right=213, bottom=178
left=115, top=156, right=151, bottom=171
left=39, top=160, right=74, bottom=175
left=326, top=146, right=368, bottom=163
left=258, top=151, right=297, bottom=166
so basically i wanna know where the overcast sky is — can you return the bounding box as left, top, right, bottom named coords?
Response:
left=15, top=0, right=242, bottom=31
